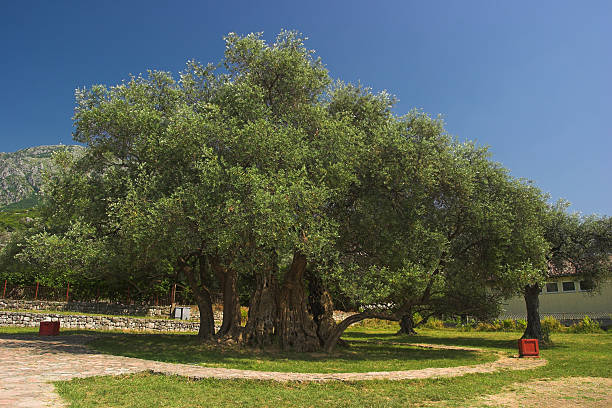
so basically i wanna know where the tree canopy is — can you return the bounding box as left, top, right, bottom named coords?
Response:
left=8, top=30, right=578, bottom=352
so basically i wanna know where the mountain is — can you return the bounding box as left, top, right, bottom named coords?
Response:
left=0, top=145, right=84, bottom=210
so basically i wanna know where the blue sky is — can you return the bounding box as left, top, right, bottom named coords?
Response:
left=1, top=1, right=610, bottom=215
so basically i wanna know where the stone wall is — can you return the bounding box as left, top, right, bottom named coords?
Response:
left=1, top=298, right=355, bottom=322
left=0, top=299, right=179, bottom=317
left=0, top=311, right=208, bottom=332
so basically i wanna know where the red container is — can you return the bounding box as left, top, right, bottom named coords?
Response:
left=518, top=338, right=539, bottom=357
left=39, top=321, right=60, bottom=336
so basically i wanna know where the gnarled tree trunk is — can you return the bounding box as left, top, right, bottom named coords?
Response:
left=211, top=257, right=242, bottom=340
left=180, top=258, right=215, bottom=340
left=522, top=283, right=542, bottom=341
left=243, top=265, right=278, bottom=348
left=396, top=312, right=417, bottom=335
left=307, top=268, right=345, bottom=347
left=277, top=252, right=320, bottom=352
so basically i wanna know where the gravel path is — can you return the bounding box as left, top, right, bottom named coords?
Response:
left=0, top=334, right=546, bottom=408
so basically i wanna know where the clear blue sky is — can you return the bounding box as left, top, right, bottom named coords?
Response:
left=1, top=1, right=610, bottom=215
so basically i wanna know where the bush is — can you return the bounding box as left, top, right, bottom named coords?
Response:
left=457, top=322, right=474, bottom=332
left=540, top=316, right=565, bottom=333
left=568, top=316, right=603, bottom=334
left=540, top=324, right=552, bottom=345
left=353, top=318, right=399, bottom=330
left=240, top=306, right=249, bottom=322
left=515, top=319, right=527, bottom=331
left=422, top=317, right=444, bottom=329
left=412, top=312, right=423, bottom=326
left=471, top=319, right=523, bottom=332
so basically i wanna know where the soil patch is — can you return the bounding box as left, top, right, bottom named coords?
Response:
left=474, top=376, right=612, bottom=407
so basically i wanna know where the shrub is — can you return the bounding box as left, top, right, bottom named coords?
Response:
left=568, top=316, right=603, bottom=334
left=457, top=322, right=474, bottom=332
left=412, top=312, right=423, bottom=326
left=474, top=322, right=496, bottom=331
left=472, top=319, right=522, bottom=332
left=353, top=318, right=398, bottom=330
left=515, top=319, right=527, bottom=331
left=422, top=317, right=444, bottom=329
left=240, top=307, right=249, bottom=322
left=540, top=316, right=564, bottom=333
left=500, top=319, right=517, bottom=331
left=443, top=316, right=462, bottom=326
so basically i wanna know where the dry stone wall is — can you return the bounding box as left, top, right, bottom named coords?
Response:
left=0, top=311, right=208, bottom=332
left=0, top=299, right=178, bottom=317
left=0, top=298, right=356, bottom=333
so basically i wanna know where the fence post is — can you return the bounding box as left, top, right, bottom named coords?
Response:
left=66, top=282, right=70, bottom=303
left=2, top=280, right=6, bottom=298
left=34, top=282, right=39, bottom=300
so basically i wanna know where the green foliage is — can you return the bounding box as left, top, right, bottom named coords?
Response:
left=8, top=31, right=556, bottom=343
left=472, top=319, right=528, bottom=332
left=0, top=194, right=41, bottom=211
left=458, top=316, right=604, bottom=338
left=422, top=318, right=445, bottom=329
left=544, top=201, right=612, bottom=291
left=568, top=316, right=603, bottom=334
left=0, top=209, right=37, bottom=232
left=541, top=316, right=564, bottom=333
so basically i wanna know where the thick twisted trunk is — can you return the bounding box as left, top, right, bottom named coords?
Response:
left=396, top=312, right=417, bottom=335
left=195, top=289, right=215, bottom=340
left=243, top=266, right=278, bottom=348
left=307, top=268, right=344, bottom=347
left=181, top=259, right=215, bottom=340
left=212, top=257, right=242, bottom=339
left=522, top=283, right=542, bottom=341
left=276, top=252, right=320, bottom=352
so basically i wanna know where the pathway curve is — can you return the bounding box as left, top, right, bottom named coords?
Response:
left=0, top=334, right=547, bottom=408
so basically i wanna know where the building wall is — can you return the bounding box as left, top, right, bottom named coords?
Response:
left=500, top=278, right=612, bottom=320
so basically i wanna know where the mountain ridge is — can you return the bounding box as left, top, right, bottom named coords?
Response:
left=0, top=144, right=84, bottom=210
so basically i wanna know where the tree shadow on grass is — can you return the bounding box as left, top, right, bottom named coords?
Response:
left=86, top=331, right=491, bottom=372
left=344, top=330, right=518, bottom=351
left=0, top=327, right=500, bottom=372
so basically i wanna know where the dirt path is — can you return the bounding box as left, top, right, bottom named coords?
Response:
left=0, top=335, right=546, bottom=408
left=471, top=377, right=612, bottom=407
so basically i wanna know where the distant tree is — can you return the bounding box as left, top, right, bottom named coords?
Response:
left=320, top=99, right=549, bottom=350
left=521, top=201, right=612, bottom=340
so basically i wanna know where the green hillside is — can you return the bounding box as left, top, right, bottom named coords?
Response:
left=0, top=145, right=83, bottom=211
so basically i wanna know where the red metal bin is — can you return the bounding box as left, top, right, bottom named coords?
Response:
left=39, top=321, right=60, bottom=336
left=518, top=338, right=539, bottom=357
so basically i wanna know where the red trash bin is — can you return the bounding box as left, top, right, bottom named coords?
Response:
left=39, top=321, right=60, bottom=336
left=518, top=338, right=539, bottom=357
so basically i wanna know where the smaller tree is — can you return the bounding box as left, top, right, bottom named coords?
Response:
left=522, top=201, right=612, bottom=340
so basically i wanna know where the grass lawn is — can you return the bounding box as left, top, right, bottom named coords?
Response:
left=3, top=325, right=610, bottom=407
left=85, top=327, right=496, bottom=373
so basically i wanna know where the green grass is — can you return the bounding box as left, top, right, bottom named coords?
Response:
left=86, top=329, right=494, bottom=373
left=50, top=327, right=612, bottom=408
